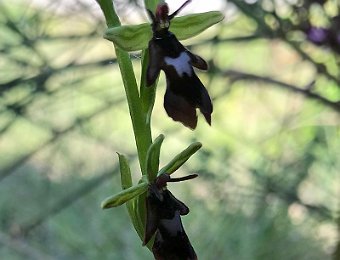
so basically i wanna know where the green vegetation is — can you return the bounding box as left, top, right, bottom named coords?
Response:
left=0, top=0, right=339, bottom=259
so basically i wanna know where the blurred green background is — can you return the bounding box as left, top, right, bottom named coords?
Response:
left=0, top=0, right=339, bottom=259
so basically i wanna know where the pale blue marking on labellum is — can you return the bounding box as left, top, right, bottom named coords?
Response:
left=164, top=52, right=193, bottom=77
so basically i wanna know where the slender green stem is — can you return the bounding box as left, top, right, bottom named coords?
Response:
left=115, top=47, right=152, bottom=175
left=96, top=0, right=152, bottom=175
left=139, top=50, right=158, bottom=133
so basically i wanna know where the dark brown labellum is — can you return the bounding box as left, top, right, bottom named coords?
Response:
left=146, top=1, right=213, bottom=129
left=144, top=173, right=198, bottom=260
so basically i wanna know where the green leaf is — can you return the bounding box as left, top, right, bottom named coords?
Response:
left=158, top=142, right=202, bottom=176
left=117, top=153, right=133, bottom=189
left=101, top=182, right=148, bottom=209
left=127, top=195, right=145, bottom=242
left=136, top=192, right=147, bottom=243
left=146, top=134, right=165, bottom=181
left=128, top=176, right=149, bottom=243
left=116, top=153, right=138, bottom=232
left=104, top=11, right=224, bottom=51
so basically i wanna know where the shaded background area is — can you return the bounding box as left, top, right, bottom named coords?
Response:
left=0, top=0, right=339, bottom=259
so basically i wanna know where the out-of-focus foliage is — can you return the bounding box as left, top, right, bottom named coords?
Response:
left=0, top=0, right=339, bottom=259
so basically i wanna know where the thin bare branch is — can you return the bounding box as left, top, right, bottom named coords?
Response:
left=221, top=69, right=340, bottom=113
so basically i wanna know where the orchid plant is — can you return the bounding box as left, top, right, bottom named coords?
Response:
left=95, top=0, right=223, bottom=258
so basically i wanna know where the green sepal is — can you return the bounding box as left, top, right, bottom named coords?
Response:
left=117, top=153, right=133, bottom=189
left=130, top=176, right=149, bottom=243
left=101, top=182, right=148, bottom=209
left=105, top=23, right=151, bottom=52
left=104, top=11, right=224, bottom=51
left=116, top=153, right=139, bottom=233
left=158, top=142, right=202, bottom=176
left=135, top=188, right=153, bottom=250
left=136, top=192, right=147, bottom=244
left=171, top=11, right=224, bottom=41
left=124, top=193, right=145, bottom=242
left=146, top=134, right=165, bottom=181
